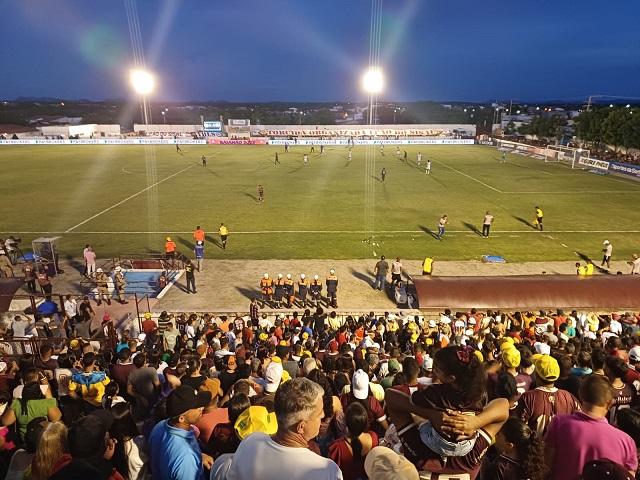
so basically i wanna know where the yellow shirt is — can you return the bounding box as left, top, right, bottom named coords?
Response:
left=585, top=263, right=594, bottom=275
left=536, top=208, right=543, bottom=218
left=219, top=226, right=228, bottom=236
left=422, top=257, right=434, bottom=273
left=577, top=266, right=586, bottom=276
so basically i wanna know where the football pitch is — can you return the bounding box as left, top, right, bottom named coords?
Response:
left=1, top=143, right=639, bottom=262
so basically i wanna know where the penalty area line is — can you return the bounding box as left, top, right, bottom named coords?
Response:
left=432, top=160, right=502, bottom=192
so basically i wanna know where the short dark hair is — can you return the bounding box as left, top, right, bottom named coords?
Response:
left=604, top=355, right=628, bottom=379
left=133, top=353, right=146, bottom=368
left=579, top=374, right=613, bottom=407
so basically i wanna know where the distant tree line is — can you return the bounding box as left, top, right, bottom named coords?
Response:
left=574, top=107, right=640, bottom=153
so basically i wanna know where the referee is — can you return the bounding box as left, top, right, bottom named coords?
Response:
left=219, top=223, right=229, bottom=250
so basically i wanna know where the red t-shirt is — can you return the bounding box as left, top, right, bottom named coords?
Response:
left=339, top=394, right=386, bottom=432
left=329, top=432, right=379, bottom=480
left=515, top=387, right=581, bottom=436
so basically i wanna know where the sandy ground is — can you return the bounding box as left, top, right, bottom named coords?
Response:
left=42, top=257, right=632, bottom=317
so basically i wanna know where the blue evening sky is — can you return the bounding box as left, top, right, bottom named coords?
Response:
left=1, top=0, right=639, bottom=103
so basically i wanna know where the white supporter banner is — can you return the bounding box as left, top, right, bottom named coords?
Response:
left=0, top=138, right=208, bottom=145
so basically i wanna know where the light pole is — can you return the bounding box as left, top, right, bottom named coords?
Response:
left=363, top=68, right=383, bottom=125
left=162, top=111, right=165, bottom=124
left=130, top=69, right=154, bottom=126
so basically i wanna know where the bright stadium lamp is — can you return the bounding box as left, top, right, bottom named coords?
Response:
left=130, top=69, right=154, bottom=95
left=363, top=68, right=383, bottom=93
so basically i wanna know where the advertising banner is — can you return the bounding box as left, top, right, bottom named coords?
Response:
left=607, top=160, right=640, bottom=178
left=578, top=157, right=610, bottom=171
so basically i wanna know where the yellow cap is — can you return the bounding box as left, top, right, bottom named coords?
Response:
left=410, top=333, right=419, bottom=343
left=271, top=356, right=282, bottom=364
left=426, top=338, right=434, bottom=346
left=259, top=333, right=268, bottom=341
left=473, top=350, right=484, bottom=363
left=502, top=347, right=521, bottom=368
left=144, top=313, right=152, bottom=319
left=534, top=355, right=559, bottom=382
left=70, top=339, right=79, bottom=349
left=234, top=406, right=278, bottom=439
left=166, top=237, right=171, bottom=242
left=500, top=337, right=515, bottom=351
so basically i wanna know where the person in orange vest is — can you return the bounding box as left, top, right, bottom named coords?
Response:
left=310, top=275, right=322, bottom=307
left=274, top=274, right=286, bottom=309
left=193, top=226, right=205, bottom=244
left=260, top=273, right=274, bottom=308
left=297, top=274, right=309, bottom=308
left=284, top=274, right=295, bottom=308
left=326, top=269, right=338, bottom=308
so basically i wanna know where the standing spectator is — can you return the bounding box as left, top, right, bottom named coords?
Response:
left=194, top=241, right=204, bottom=272
left=84, top=246, right=96, bottom=277
left=164, top=236, right=177, bottom=264
left=373, top=256, right=389, bottom=291
left=110, top=349, right=136, bottom=403
left=1, top=382, right=62, bottom=439
left=515, top=354, right=581, bottom=436
left=22, top=260, right=37, bottom=293
left=603, top=355, right=636, bottom=425
left=127, top=353, right=160, bottom=421
left=545, top=374, right=637, bottom=480
left=163, top=323, right=179, bottom=352
left=194, top=378, right=228, bottom=444
left=10, top=315, right=32, bottom=338
left=629, top=253, right=640, bottom=274
left=391, top=257, right=403, bottom=288
left=437, top=215, right=448, bottom=240
left=29, top=420, right=69, bottom=480
left=226, top=378, right=343, bottom=480
left=67, top=352, right=111, bottom=411
left=148, top=385, right=212, bottom=480
left=482, top=211, right=494, bottom=238
left=185, top=259, right=196, bottom=294
left=36, top=267, right=52, bottom=294
left=109, top=402, right=150, bottom=480
left=602, top=240, right=613, bottom=270
left=249, top=297, right=260, bottom=328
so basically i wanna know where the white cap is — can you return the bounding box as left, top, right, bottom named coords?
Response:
left=138, top=333, right=146, bottom=342
left=603, top=240, right=610, bottom=245
left=279, top=313, right=285, bottom=318
left=330, top=269, right=335, bottom=274
left=388, top=314, right=396, bottom=320
left=278, top=273, right=283, bottom=278
left=286, top=274, right=291, bottom=279
left=264, top=362, right=283, bottom=393
left=465, top=328, right=474, bottom=336
left=630, top=346, right=640, bottom=363
left=264, top=273, right=269, bottom=279
left=96, top=268, right=103, bottom=273
left=440, top=317, right=451, bottom=324
left=314, top=275, right=319, bottom=280
left=428, top=320, right=436, bottom=328
left=300, top=274, right=305, bottom=279
left=423, top=356, right=434, bottom=371
left=114, top=266, right=121, bottom=272
left=197, top=240, right=203, bottom=245
left=352, top=369, right=369, bottom=400
left=534, top=343, right=551, bottom=355
left=468, top=318, right=477, bottom=325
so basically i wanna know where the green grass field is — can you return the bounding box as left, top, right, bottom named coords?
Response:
left=1, top=143, right=639, bottom=262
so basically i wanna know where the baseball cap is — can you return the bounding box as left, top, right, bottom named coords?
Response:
left=502, top=347, right=521, bottom=368
left=534, top=343, right=551, bottom=356
left=423, top=356, right=434, bottom=371
left=264, top=361, right=283, bottom=393
left=582, top=458, right=632, bottom=480
left=468, top=318, right=476, bottom=325
left=68, top=410, right=114, bottom=458
left=197, top=240, right=203, bottom=245
left=144, top=312, right=152, bottom=319
left=234, top=406, right=278, bottom=439
left=364, top=446, right=420, bottom=480
left=199, top=378, right=223, bottom=399
left=534, top=355, right=560, bottom=382
left=629, top=347, right=640, bottom=363
left=604, top=240, right=610, bottom=245
left=329, top=341, right=339, bottom=352
left=166, top=385, right=212, bottom=417
left=114, top=266, right=121, bottom=272
left=352, top=369, right=369, bottom=400
left=166, top=237, right=171, bottom=241
left=428, top=320, right=436, bottom=328
left=500, top=337, right=515, bottom=351
left=96, top=268, right=103, bottom=273
left=388, top=358, right=401, bottom=373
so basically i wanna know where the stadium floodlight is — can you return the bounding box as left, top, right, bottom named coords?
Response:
left=130, top=69, right=154, bottom=95
left=363, top=68, right=383, bottom=94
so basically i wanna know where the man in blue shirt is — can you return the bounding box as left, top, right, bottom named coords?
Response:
left=194, top=241, right=204, bottom=272
left=149, top=385, right=212, bottom=479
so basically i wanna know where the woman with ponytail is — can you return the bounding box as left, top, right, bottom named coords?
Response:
left=482, top=417, right=547, bottom=480
left=329, top=402, right=378, bottom=480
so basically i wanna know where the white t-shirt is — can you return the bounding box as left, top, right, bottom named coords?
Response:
left=12, top=384, right=49, bottom=399
left=227, top=432, right=343, bottom=480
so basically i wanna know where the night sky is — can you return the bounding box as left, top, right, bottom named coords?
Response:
left=2, top=0, right=639, bottom=103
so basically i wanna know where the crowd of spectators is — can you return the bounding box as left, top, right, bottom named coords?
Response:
left=1, top=306, right=640, bottom=479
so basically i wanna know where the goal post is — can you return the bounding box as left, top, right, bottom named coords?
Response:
left=546, top=145, right=590, bottom=169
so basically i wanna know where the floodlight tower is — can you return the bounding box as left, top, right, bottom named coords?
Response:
left=363, top=68, right=383, bottom=125
left=130, top=69, right=154, bottom=125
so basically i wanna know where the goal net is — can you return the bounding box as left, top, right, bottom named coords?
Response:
left=546, top=145, right=590, bottom=168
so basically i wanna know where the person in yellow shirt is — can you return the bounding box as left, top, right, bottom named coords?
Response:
left=575, top=262, right=586, bottom=276
left=422, top=256, right=435, bottom=275
left=534, top=206, right=544, bottom=231
left=218, top=223, right=229, bottom=250
left=68, top=352, right=111, bottom=409
left=585, top=260, right=594, bottom=275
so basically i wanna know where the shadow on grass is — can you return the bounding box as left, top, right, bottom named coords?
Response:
left=350, top=268, right=374, bottom=289
left=462, top=222, right=482, bottom=236
left=204, top=168, right=221, bottom=178
left=288, top=165, right=306, bottom=174
left=205, top=235, right=221, bottom=249
left=575, top=251, right=612, bottom=274
left=575, top=251, right=592, bottom=262
left=513, top=216, right=534, bottom=229
left=235, top=286, right=259, bottom=301
left=244, top=192, right=259, bottom=203
left=178, top=237, right=193, bottom=252
left=419, top=225, right=439, bottom=240
left=370, top=174, right=384, bottom=183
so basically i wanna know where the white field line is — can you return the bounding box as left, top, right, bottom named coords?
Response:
left=7, top=229, right=640, bottom=235
left=65, top=147, right=233, bottom=233
left=432, top=160, right=502, bottom=192
left=501, top=191, right=633, bottom=194
left=65, top=164, right=196, bottom=232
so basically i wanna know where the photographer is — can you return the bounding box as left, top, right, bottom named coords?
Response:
left=5, top=236, right=20, bottom=265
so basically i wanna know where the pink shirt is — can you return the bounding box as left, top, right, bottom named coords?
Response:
left=84, top=251, right=96, bottom=264
left=545, top=411, right=638, bottom=480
